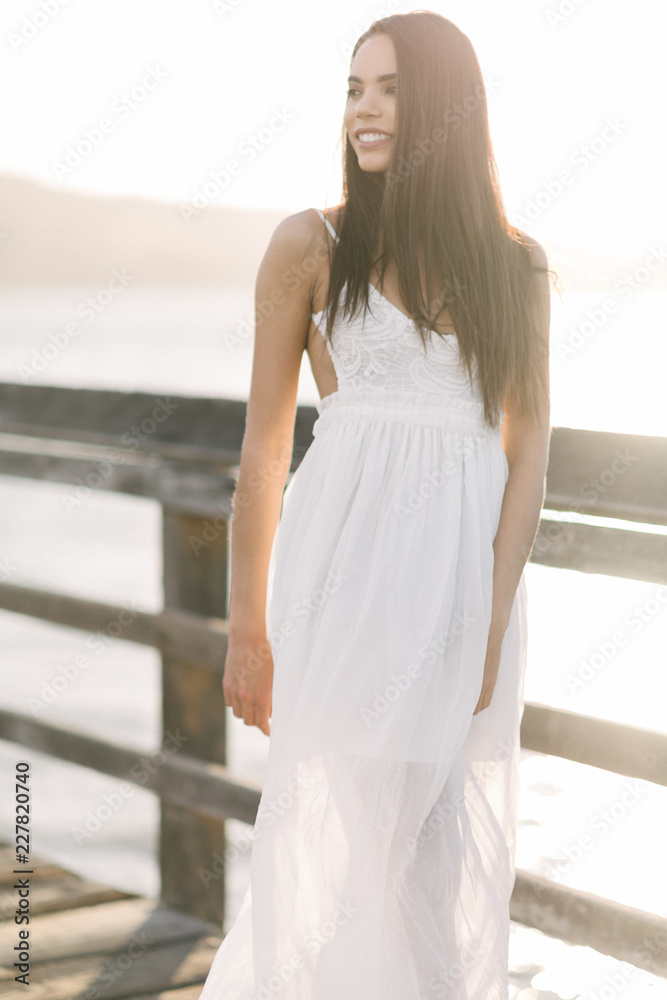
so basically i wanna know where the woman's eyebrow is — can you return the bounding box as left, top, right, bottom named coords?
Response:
left=347, top=72, right=397, bottom=83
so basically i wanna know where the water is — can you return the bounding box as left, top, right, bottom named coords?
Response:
left=1, top=284, right=665, bottom=998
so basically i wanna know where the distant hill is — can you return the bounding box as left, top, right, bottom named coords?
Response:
left=0, top=173, right=661, bottom=292
left=0, top=174, right=288, bottom=288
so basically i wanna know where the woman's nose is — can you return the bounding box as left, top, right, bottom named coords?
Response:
left=355, top=91, right=381, bottom=117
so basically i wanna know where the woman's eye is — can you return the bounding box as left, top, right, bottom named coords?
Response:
left=345, top=85, right=396, bottom=98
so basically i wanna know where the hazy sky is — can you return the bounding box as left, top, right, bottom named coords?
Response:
left=2, top=0, right=664, bottom=256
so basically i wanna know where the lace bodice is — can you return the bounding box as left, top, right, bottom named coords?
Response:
left=311, top=210, right=484, bottom=405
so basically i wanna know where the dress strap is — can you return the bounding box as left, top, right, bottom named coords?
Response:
left=314, top=208, right=339, bottom=243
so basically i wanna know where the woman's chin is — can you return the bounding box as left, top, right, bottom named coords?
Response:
left=356, top=153, right=391, bottom=174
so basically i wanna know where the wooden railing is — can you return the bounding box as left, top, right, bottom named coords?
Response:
left=0, top=381, right=666, bottom=976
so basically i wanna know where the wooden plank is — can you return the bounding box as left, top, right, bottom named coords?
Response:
left=546, top=425, right=667, bottom=525
left=511, top=868, right=667, bottom=978
left=0, top=708, right=262, bottom=825
left=0, top=382, right=316, bottom=473
left=0, top=582, right=228, bottom=671
left=0, top=383, right=250, bottom=459
left=0, top=841, right=136, bottom=920
left=0, top=874, right=134, bottom=921
left=0, top=845, right=67, bottom=886
left=160, top=510, right=230, bottom=923
left=123, top=989, right=208, bottom=1000
left=0, top=934, right=222, bottom=999
left=0, top=437, right=238, bottom=515
left=0, top=897, right=215, bottom=963
left=2, top=382, right=667, bottom=522
left=530, top=516, right=667, bottom=583
left=521, top=704, right=667, bottom=786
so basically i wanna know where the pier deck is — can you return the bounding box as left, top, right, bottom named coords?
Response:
left=0, top=841, right=221, bottom=999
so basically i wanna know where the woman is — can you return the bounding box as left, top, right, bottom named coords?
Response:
left=199, top=11, right=552, bottom=999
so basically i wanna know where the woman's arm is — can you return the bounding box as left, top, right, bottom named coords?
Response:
left=223, top=210, right=323, bottom=735
left=473, top=241, right=552, bottom=715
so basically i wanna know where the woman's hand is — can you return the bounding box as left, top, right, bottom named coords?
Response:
left=472, top=620, right=507, bottom=716
left=223, top=627, right=274, bottom=736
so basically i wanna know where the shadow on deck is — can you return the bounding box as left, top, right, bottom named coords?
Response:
left=0, top=840, right=221, bottom=999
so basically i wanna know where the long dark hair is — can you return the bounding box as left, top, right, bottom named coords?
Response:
left=322, top=11, right=557, bottom=429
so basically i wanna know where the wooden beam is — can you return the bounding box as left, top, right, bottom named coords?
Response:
left=511, top=869, right=667, bottom=978
left=521, top=703, right=667, bottom=786
left=0, top=435, right=238, bottom=515
left=0, top=383, right=251, bottom=459
left=0, top=581, right=228, bottom=670
left=0, top=382, right=317, bottom=472
left=530, top=516, right=667, bottom=583
left=546, top=425, right=667, bottom=526
left=0, top=708, right=261, bottom=825
left=3, top=383, right=667, bottom=524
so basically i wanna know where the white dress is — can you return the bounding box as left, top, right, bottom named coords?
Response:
left=197, top=208, right=528, bottom=1000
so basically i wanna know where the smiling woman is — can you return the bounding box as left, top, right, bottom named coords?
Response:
left=345, top=37, right=398, bottom=163
left=196, top=10, right=553, bottom=1000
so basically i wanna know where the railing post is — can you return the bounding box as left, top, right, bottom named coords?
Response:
left=160, top=506, right=229, bottom=924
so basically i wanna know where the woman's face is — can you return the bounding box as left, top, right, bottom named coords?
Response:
left=344, top=32, right=397, bottom=174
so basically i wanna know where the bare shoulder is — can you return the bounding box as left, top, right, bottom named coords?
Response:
left=267, top=204, right=344, bottom=250
left=256, top=209, right=332, bottom=310
left=515, top=228, right=549, bottom=271
left=265, top=208, right=327, bottom=260
left=246, top=212, right=330, bottom=440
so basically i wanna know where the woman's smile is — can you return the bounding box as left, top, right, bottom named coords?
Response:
left=355, top=130, right=393, bottom=149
